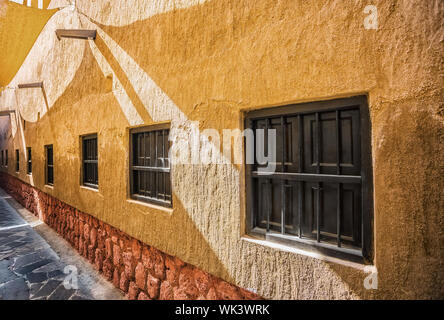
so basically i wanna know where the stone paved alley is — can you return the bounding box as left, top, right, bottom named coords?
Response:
left=0, top=188, right=124, bottom=300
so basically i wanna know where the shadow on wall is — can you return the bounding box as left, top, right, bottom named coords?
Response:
left=10, top=37, right=245, bottom=297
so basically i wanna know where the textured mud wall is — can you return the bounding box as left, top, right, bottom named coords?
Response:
left=0, top=0, right=443, bottom=299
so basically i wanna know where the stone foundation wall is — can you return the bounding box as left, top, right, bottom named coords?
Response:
left=0, top=172, right=261, bottom=300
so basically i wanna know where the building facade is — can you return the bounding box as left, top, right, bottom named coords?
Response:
left=0, top=0, right=443, bottom=299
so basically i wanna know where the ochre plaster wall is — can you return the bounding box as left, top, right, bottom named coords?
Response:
left=0, top=0, right=443, bottom=299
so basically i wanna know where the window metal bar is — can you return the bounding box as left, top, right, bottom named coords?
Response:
left=336, top=110, right=342, bottom=247
left=154, top=131, right=158, bottom=199
left=337, top=183, right=342, bottom=247
left=162, top=130, right=166, bottom=201
left=336, top=110, right=341, bottom=175
left=83, top=160, right=98, bottom=164
left=265, top=119, right=270, bottom=232
left=298, top=115, right=303, bottom=238
left=316, top=112, right=321, bottom=243
left=281, top=116, right=286, bottom=234
left=251, top=172, right=361, bottom=183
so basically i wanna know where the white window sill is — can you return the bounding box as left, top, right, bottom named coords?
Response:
left=241, top=236, right=376, bottom=272
left=80, top=185, right=100, bottom=193
left=126, top=199, right=173, bottom=215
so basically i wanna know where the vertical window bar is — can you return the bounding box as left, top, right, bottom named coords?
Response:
left=298, top=115, right=303, bottom=238
left=316, top=112, right=321, bottom=243
left=337, top=183, right=342, bottom=247
left=281, top=116, right=286, bottom=234
left=336, top=110, right=342, bottom=247
left=154, top=131, right=158, bottom=199
left=265, top=118, right=270, bottom=232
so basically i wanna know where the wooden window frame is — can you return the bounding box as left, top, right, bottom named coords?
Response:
left=45, top=145, right=54, bottom=186
left=15, top=149, right=19, bottom=172
left=27, top=147, right=32, bottom=175
left=81, top=134, right=99, bottom=189
left=245, top=96, right=374, bottom=263
left=129, top=124, right=172, bottom=208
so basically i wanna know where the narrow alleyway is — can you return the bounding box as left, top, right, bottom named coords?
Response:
left=0, top=188, right=124, bottom=300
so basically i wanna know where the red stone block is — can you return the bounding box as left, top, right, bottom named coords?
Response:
left=215, top=281, right=242, bottom=300
left=102, top=259, right=114, bottom=281
left=165, top=255, right=180, bottom=285
left=113, top=268, right=120, bottom=288
left=120, top=271, right=129, bottom=293
left=135, top=262, right=146, bottom=290
left=105, top=238, right=113, bottom=258
left=159, top=281, right=174, bottom=300
left=83, top=223, right=90, bottom=241
left=88, top=244, right=95, bottom=262
left=123, top=251, right=134, bottom=279
left=79, top=221, right=84, bottom=237
left=206, top=287, right=218, bottom=300
left=90, top=227, right=97, bottom=248
left=147, top=273, right=160, bottom=299
left=131, top=239, right=141, bottom=260
left=194, top=268, right=212, bottom=294
left=79, top=238, right=84, bottom=254
left=97, top=229, right=105, bottom=249
left=141, top=246, right=151, bottom=269
left=113, top=244, right=121, bottom=266
left=138, top=292, right=150, bottom=300
left=174, top=287, right=190, bottom=300
left=128, top=282, right=139, bottom=300
left=179, top=266, right=199, bottom=299
left=148, top=248, right=166, bottom=280
left=94, top=248, right=103, bottom=271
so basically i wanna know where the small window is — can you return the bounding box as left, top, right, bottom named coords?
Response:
left=1, top=150, right=3, bottom=166
left=27, top=147, right=32, bottom=175
left=45, top=145, right=54, bottom=185
left=5, top=150, right=8, bottom=167
left=245, top=96, right=373, bottom=262
left=15, top=149, right=19, bottom=172
left=130, top=124, right=172, bottom=207
left=82, top=135, right=98, bottom=188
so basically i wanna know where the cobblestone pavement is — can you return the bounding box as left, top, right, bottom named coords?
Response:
left=0, top=189, right=125, bottom=300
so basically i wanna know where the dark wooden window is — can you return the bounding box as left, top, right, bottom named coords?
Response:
left=27, top=147, right=32, bottom=174
left=5, top=150, right=8, bottom=167
left=82, top=135, right=98, bottom=188
left=245, top=96, right=373, bottom=262
left=46, top=145, right=54, bottom=185
left=15, top=149, right=19, bottom=172
left=130, top=124, right=172, bottom=207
